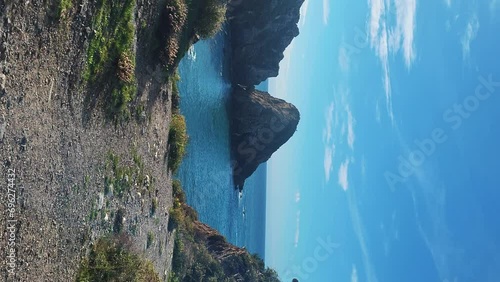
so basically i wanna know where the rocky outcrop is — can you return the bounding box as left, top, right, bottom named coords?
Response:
left=191, top=220, right=279, bottom=281
left=227, top=0, right=304, bottom=86
left=230, top=87, right=300, bottom=189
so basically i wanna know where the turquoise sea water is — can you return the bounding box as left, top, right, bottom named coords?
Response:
left=176, top=32, right=267, bottom=259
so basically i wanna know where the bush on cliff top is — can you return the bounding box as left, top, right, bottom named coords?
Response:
left=195, top=0, right=227, bottom=39
left=167, top=114, right=188, bottom=173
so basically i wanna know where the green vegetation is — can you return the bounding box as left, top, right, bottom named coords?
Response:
left=76, top=236, right=161, bottom=282
left=104, top=151, right=147, bottom=197
left=151, top=197, right=158, bottom=215
left=170, top=71, right=181, bottom=113
left=194, top=0, right=227, bottom=39
left=147, top=232, right=155, bottom=249
left=167, top=114, right=188, bottom=173
left=56, top=0, right=72, bottom=21
left=84, top=0, right=136, bottom=119
left=166, top=0, right=188, bottom=34
left=160, top=0, right=227, bottom=71
left=168, top=180, right=279, bottom=281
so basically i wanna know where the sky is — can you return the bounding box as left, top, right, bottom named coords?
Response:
left=266, top=0, right=500, bottom=281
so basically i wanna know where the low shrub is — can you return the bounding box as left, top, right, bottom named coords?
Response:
left=167, top=114, right=188, bottom=173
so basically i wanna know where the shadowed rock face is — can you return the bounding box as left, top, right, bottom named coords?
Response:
left=230, top=88, right=300, bottom=189
left=192, top=220, right=280, bottom=281
left=227, top=0, right=304, bottom=86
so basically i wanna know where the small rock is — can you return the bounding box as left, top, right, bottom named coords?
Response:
left=97, top=193, right=104, bottom=210
left=107, top=183, right=114, bottom=196
left=0, top=73, right=6, bottom=91
left=0, top=122, right=5, bottom=141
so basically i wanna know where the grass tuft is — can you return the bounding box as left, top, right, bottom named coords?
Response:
left=167, top=114, right=188, bottom=173
left=55, top=0, right=72, bottom=21
left=76, top=236, right=161, bottom=282
left=195, top=0, right=227, bottom=39
left=84, top=0, right=137, bottom=120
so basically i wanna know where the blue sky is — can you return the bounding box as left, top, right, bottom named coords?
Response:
left=266, top=0, right=500, bottom=281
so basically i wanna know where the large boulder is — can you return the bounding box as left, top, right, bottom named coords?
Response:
left=227, top=0, right=304, bottom=86
left=230, top=87, right=300, bottom=189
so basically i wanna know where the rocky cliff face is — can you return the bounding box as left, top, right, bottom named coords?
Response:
left=192, top=220, right=279, bottom=281
left=231, top=88, right=300, bottom=189
left=227, top=0, right=304, bottom=86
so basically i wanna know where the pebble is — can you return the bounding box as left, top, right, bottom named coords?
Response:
left=0, top=122, right=5, bottom=141
left=0, top=73, right=6, bottom=91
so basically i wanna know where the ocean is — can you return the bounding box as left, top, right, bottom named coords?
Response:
left=176, top=31, right=267, bottom=259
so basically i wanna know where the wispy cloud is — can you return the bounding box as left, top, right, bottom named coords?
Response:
left=368, top=0, right=385, bottom=46
left=324, top=145, right=335, bottom=182
left=351, top=265, right=358, bottom=282
left=323, top=102, right=336, bottom=182
left=347, top=191, right=379, bottom=282
left=368, top=0, right=417, bottom=124
left=338, top=159, right=350, bottom=191
left=294, top=211, right=301, bottom=247
left=323, top=102, right=335, bottom=144
left=389, top=0, right=417, bottom=68
left=444, top=0, right=451, bottom=8
left=338, top=46, right=351, bottom=73
left=461, top=14, right=479, bottom=61
left=347, top=106, right=356, bottom=150
left=323, top=0, right=330, bottom=25
left=299, top=0, right=310, bottom=27
left=295, top=192, right=301, bottom=203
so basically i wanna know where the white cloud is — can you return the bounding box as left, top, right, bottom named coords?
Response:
left=324, top=144, right=335, bottom=182
left=338, top=159, right=350, bottom=191
left=338, top=46, right=350, bottom=73
left=299, top=0, right=310, bottom=27
left=295, top=192, right=301, bottom=203
left=323, top=102, right=336, bottom=182
left=294, top=211, right=301, bottom=247
left=347, top=106, right=356, bottom=149
left=323, top=0, right=330, bottom=25
left=347, top=191, right=379, bottom=282
left=323, top=102, right=335, bottom=144
left=368, top=0, right=417, bottom=124
left=461, top=15, right=479, bottom=61
left=444, top=0, right=451, bottom=8
left=389, top=0, right=417, bottom=68
left=351, top=265, right=359, bottom=282
left=368, top=0, right=385, bottom=46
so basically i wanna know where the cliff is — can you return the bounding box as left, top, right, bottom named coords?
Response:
left=193, top=221, right=278, bottom=281
left=227, top=0, right=304, bottom=86
left=231, top=88, right=300, bottom=189
left=169, top=184, right=280, bottom=281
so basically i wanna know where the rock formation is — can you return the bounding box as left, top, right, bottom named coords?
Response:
left=230, top=87, right=300, bottom=189
left=227, top=0, right=304, bottom=86
left=192, top=220, right=280, bottom=281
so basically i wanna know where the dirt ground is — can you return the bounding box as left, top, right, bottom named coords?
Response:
left=0, top=0, right=177, bottom=281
